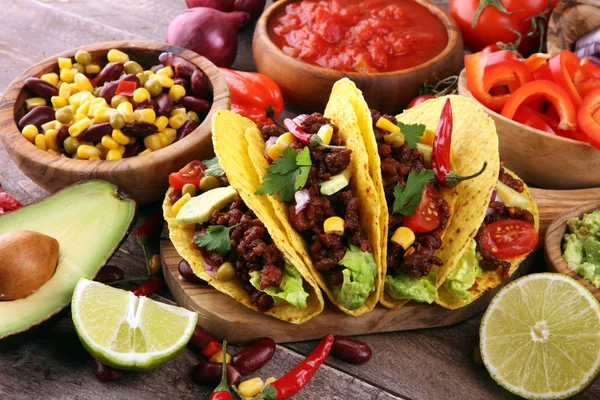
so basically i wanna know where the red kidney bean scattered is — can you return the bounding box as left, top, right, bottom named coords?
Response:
left=24, top=77, right=59, bottom=100
left=191, top=362, right=241, bottom=387
left=122, top=122, right=158, bottom=137
left=130, top=279, right=163, bottom=296
left=81, top=122, right=112, bottom=142
left=135, top=99, right=157, bottom=112
left=99, top=80, right=119, bottom=103
left=331, top=336, right=372, bottom=364
left=94, top=62, right=125, bottom=86
left=232, top=337, right=276, bottom=375
left=176, top=120, right=200, bottom=141
left=189, top=325, right=219, bottom=351
left=120, top=74, right=141, bottom=86
left=180, top=96, right=210, bottom=114
left=123, top=140, right=142, bottom=158
left=159, top=52, right=197, bottom=80
left=56, top=126, right=69, bottom=148
left=91, top=359, right=122, bottom=382
left=179, top=259, right=202, bottom=283
left=155, top=93, right=174, bottom=116
left=94, top=265, right=125, bottom=283
left=191, top=69, right=211, bottom=99
left=18, top=106, right=55, bottom=130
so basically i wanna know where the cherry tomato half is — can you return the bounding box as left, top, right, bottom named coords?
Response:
left=407, top=95, right=434, bottom=109
left=482, top=219, right=538, bottom=259
left=403, top=184, right=442, bottom=233
left=169, top=160, right=205, bottom=189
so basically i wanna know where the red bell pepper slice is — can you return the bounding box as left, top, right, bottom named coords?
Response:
left=501, top=80, right=577, bottom=131
left=523, top=53, right=549, bottom=72
left=549, top=50, right=582, bottom=107
left=533, top=63, right=554, bottom=81
left=513, top=107, right=556, bottom=135
left=465, top=51, right=510, bottom=112
left=115, top=80, right=137, bottom=97
left=580, top=58, right=600, bottom=80
left=483, top=61, right=533, bottom=93
left=486, top=50, right=519, bottom=66
left=575, top=78, right=600, bottom=99
left=577, top=87, right=600, bottom=149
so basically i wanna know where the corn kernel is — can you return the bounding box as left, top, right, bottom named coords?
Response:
left=45, top=129, right=59, bottom=150
left=76, top=144, right=101, bottom=159
left=168, top=84, right=186, bottom=101
left=420, top=129, right=435, bottom=147
left=117, top=102, right=135, bottom=123
left=68, top=117, right=93, bottom=137
left=34, top=134, right=47, bottom=150
left=157, top=132, right=169, bottom=148
left=376, top=117, right=400, bottom=133
left=25, top=97, right=46, bottom=111
left=76, top=100, right=91, bottom=116
left=99, top=135, right=119, bottom=150
left=317, top=124, right=333, bottom=146
left=22, top=125, right=38, bottom=142
left=416, top=143, right=432, bottom=166
left=94, top=106, right=118, bottom=123
left=96, top=143, right=110, bottom=158
left=107, top=49, right=129, bottom=63
left=323, top=216, right=345, bottom=235
left=106, top=149, right=122, bottom=160
left=391, top=227, right=415, bottom=250
left=238, top=378, right=264, bottom=398
left=164, top=128, right=177, bottom=145
left=40, top=73, right=59, bottom=86
left=169, top=113, right=187, bottom=129
left=41, top=120, right=58, bottom=133
left=89, top=155, right=101, bottom=161
left=59, top=82, right=71, bottom=99
left=275, top=132, right=296, bottom=151
left=156, top=65, right=174, bottom=78
left=58, top=57, right=72, bottom=70
left=144, top=70, right=154, bottom=77
left=154, top=115, right=169, bottom=131
left=74, top=73, right=94, bottom=93
left=150, top=74, right=174, bottom=89
left=51, top=96, right=67, bottom=109
left=47, top=149, right=61, bottom=156
left=111, top=129, right=130, bottom=145
left=186, top=111, right=199, bottom=123
left=60, top=68, right=78, bottom=84
left=383, top=132, right=405, bottom=148
left=132, top=87, right=151, bottom=104
left=144, top=134, right=162, bottom=151
left=139, top=148, right=152, bottom=156
left=171, top=108, right=186, bottom=116
left=85, top=64, right=101, bottom=74
left=117, top=144, right=126, bottom=154
left=267, top=143, right=282, bottom=160
left=134, top=108, right=156, bottom=124
left=209, top=351, right=231, bottom=364
left=88, top=97, right=107, bottom=117
left=69, top=82, right=79, bottom=94
left=68, top=91, right=94, bottom=108
left=172, top=193, right=191, bottom=215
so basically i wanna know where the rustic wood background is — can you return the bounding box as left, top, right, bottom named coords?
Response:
left=1, top=1, right=598, bottom=399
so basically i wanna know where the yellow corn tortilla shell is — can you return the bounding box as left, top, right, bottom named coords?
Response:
left=435, top=168, right=539, bottom=309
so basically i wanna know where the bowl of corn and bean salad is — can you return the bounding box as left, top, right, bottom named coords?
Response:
left=0, top=41, right=231, bottom=204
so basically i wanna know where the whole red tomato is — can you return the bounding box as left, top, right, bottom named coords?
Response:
left=450, top=0, right=560, bottom=56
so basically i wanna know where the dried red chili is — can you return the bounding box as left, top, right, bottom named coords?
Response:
left=130, top=279, right=163, bottom=297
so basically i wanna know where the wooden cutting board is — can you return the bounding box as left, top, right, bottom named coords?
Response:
left=160, top=187, right=600, bottom=344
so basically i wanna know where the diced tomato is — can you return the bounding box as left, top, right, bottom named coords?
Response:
left=482, top=219, right=538, bottom=259
left=403, top=184, right=442, bottom=233
left=115, top=80, right=137, bottom=97
left=169, top=160, right=205, bottom=189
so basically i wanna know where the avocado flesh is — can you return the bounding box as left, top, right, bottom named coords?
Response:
left=0, top=181, right=135, bottom=339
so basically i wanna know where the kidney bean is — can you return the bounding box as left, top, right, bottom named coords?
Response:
left=179, top=259, right=202, bottom=283
left=173, top=77, right=189, bottom=91
left=151, top=64, right=165, bottom=73
left=122, top=122, right=158, bottom=137
left=56, top=126, right=69, bottom=148
left=18, top=106, right=55, bottom=130
left=331, top=336, right=372, bottom=364
left=99, top=81, right=119, bottom=103
left=24, top=77, right=59, bottom=100
left=155, top=93, right=174, bottom=116
left=191, top=362, right=241, bottom=387
left=176, top=120, right=200, bottom=142
left=159, top=52, right=197, bottom=80
left=232, top=337, right=276, bottom=375
left=91, top=359, right=122, bottom=382
left=120, top=73, right=141, bottom=86
left=180, top=96, right=211, bottom=115
left=135, top=99, right=157, bottom=112
left=189, top=325, right=219, bottom=351
left=94, top=265, right=125, bottom=283
left=123, top=140, right=142, bottom=158
left=190, top=70, right=210, bottom=99
left=95, top=62, right=125, bottom=86
left=81, top=122, right=112, bottom=142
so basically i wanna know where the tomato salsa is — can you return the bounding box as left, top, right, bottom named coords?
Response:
left=269, top=0, right=448, bottom=73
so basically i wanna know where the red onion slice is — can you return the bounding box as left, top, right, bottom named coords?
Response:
left=294, top=189, right=310, bottom=214
left=293, top=114, right=309, bottom=125
left=264, top=136, right=278, bottom=158
left=204, top=260, right=217, bottom=278
left=486, top=188, right=501, bottom=216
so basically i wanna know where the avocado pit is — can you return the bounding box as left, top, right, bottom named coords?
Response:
left=0, top=230, right=59, bottom=301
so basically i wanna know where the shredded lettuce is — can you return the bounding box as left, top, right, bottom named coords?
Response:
left=250, top=262, right=308, bottom=309
left=332, top=245, right=377, bottom=310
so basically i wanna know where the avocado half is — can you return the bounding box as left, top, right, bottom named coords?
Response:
left=0, top=181, right=136, bottom=339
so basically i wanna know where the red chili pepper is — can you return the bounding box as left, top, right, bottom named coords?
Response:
left=136, top=209, right=164, bottom=273
left=283, top=119, right=312, bottom=145
left=130, top=279, right=163, bottom=297
left=0, top=188, right=23, bottom=214
left=210, top=342, right=232, bottom=400
left=253, top=335, right=334, bottom=400
left=203, top=340, right=223, bottom=358
left=577, top=87, right=600, bottom=150
left=115, top=80, right=137, bottom=97
left=549, top=50, right=583, bottom=107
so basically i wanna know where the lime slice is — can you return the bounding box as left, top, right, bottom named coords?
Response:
left=72, top=279, right=197, bottom=370
left=480, top=273, right=600, bottom=399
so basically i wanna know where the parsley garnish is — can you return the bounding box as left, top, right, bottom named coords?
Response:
left=193, top=225, right=237, bottom=254
left=397, top=122, right=426, bottom=149
left=309, top=135, right=346, bottom=150
left=255, top=147, right=312, bottom=202
left=392, top=169, right=435, bottom=215
left=202, top=156, right=226, bottom=177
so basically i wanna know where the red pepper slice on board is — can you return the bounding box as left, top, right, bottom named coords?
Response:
left=210, top=342, right=232, bottom=400
left=115, top=80, right=137, bottom=97
left=169, top=160, right=206, bottom=189
left=283, top=119, right=313, bottom=145
left=500, top=80, right=577, bottom=131
left=523, top=53, right=549, bottom=72
left=512, top=106, right=556, bottom=135
left=549, top=50, right=582, bottom=107
left=136, top=209, right=164, bottom=275
left=130, top=279, right=163, bottom=297
left=203, top=341, right=223, bottom=358
left=0, top=188, right=23, bottom=214
left=577, top=87, right=600, bottom=150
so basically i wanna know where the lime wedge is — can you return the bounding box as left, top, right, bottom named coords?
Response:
left=72, top=279, right=197, bottom=370
left=480, top=273, right=600, bottom=399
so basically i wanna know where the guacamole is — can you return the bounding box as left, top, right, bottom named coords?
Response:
left=443, top=239, right=482, bottom=299
left=332, top=245, right=377, bottom=310
left=384, top=271, right=437, bottom=304
left=563, top=210, right=600, bottom=288
left=250, top=262, right=309, bottom=309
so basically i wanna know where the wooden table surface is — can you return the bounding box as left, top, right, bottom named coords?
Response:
left=1, top=1, right=598, bottom=399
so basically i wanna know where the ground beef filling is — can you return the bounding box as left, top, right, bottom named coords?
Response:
left=499, top=166, right=524, bottom=193
left=260, top=113, right=371, bottom=286
left=371, top=110, right=449, bottom=278
left=192, top=196, right=284, bottom=312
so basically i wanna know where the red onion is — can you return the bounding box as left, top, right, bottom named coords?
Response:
left=294, top=189, right=311, bottom=214
left=186, top=0, right=265, bottom=23
left=293, top=114, right=309, bottom=125
left=486, top=188, right=500, bottom=216
left=264, top=136, right=278, bottom=158
left=165, top=8, right=249, bottom=68
left=575, top=27, right=600, bottom=51
left=186, top=0, right=234, bottom=11
left=575, top=43, right=600, bottom=58
left=204, top=260, right=217, bottom=278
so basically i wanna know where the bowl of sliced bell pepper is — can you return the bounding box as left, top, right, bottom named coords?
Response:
left=458, top=48, right=600, bottom=190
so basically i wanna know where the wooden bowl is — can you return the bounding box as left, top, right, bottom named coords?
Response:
left=545, top=201, right=600, bottom=301
left=547, top=0, right=600, bottom=56
left=457, top=69, right=600, bottom=189
left=252, top=0, right=463, bottom=114
left=0, top=40, right=230, bottom=204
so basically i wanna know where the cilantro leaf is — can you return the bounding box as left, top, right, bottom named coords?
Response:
left=202, top=156, right=226, bottom=177
left=255, top=147, right=312, bottom=202
left=398, top=122, right=426, bottom=149
left=193, top=225, right=237, bottom=254
left=392, top=169, right=435, bottom=215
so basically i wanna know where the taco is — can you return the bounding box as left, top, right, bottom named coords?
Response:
left=212, top=103, right=383, bottom=316
left=163, top=156, right=324, bottom=324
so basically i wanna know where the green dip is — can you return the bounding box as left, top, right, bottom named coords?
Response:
left=562, top=210, right=600, bottom=288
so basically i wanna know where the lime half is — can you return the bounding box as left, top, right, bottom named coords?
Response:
left=72, top=279, right=197, bottom=370
left=480, top=273, right=600, bottom=399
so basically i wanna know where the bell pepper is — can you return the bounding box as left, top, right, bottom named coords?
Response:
left=218, top=68, right=284, bottom=123
left=580, top=58, right=600, bottom=80
left=115, top=80, right=137, bottom=97
left=512, top=107, right=556, bottom=135
left=465, top=51, right=507, bottom=111
left=549, top=50, right=582, bottom=107
left=532, top=63, right=554, bottom=81
left=0, top=187, right=22, bottom=214
left=577, top=87, right=600, bottom=150
left=575, top=78, right=600, bottom=99
left=483, top=60, right=533, bottom=93
left=486, top=50, right=519, bottom=66
left=523, top=53, right=549, bottom=72
left=501, top=80, right=577, bottom=131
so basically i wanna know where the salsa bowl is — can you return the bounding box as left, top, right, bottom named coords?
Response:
left=0, top=40, right=230, bottom=204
